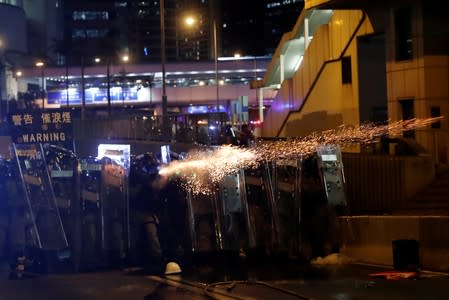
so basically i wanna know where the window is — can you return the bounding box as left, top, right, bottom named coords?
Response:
left=72, top=29, right=109, bottom=39
left=0, top=0, right=18, bottom=6
left=400, top=99, right=415, bottom=138
left=114, top=1, right=127, bottom=7
left=73, top=11, right=109, bottom=21
left=431, top=106, right=441, bottom=129
left=341, top=56, right=352, bottom=84
left=394, top=7, right=413, bottom=61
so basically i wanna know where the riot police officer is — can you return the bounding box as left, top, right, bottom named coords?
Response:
left=129, top=152, right=185, bottom=275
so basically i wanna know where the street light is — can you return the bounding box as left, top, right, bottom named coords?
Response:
left=184, top=16, right=219, bottom=112
left=119, top=54, right=130, bottom=108
left=213, top=19, right=219, bottom=113
left=160, top=0, right=168, bottom=136
left=35, top=61, right=45, bottom=109
left=0, top=40, right=4, bottom=122
left=95, top=56, right=112, bottom=116
left=81, top=56, right=86, bottom=120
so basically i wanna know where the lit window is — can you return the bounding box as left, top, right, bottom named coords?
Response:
left=73, top=11, right=109, bottom=21
left=72, top=29, right=109, bottom=39
left=115, top=2, right=127, bottom=7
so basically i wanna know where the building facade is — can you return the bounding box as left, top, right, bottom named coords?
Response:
left=255, top=0, right=449, bottom=166
left=62, top=0, right=218, bottom=65
left=0, top=0, right=63, bottom=119
left=221, top=0, right=304, bottom=57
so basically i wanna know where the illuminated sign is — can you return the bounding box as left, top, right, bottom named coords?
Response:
left=47, top=87, right=140, bottom=105
left=8, top=109, right=74, bottom=150
left=97, top=143, right=131, bottom=168
left=161, top=144, right=170, bottom=164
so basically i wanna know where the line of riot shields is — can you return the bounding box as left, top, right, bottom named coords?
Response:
left=0, top=142, right=347, bottom=275
left=186, top=152, right=347, bottom=263
left=0, top=143, right=131, bottom=274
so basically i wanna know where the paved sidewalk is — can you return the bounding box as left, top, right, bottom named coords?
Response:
left=145, top=258, right=449, bottom=300
left=1, top=259, right=448, bottom=300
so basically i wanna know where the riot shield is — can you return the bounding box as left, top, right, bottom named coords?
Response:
left=300, top=153, right=342, bottom=259
left=186, top=188, right=221, bottom=254
left=79, top=157, right=103, bottom=270
left=272, top=159, right=302, bottom=258
left=0, top=158, right=12, bottom=259
left=79, top=153, right=130, bottom=270
left=44, top=144, right=80, bottom=271
left=12, top=143, right=68, bottom=251
left=100, top=156, right=129, bottom=266
left=217, top=170, right=248, bottom=252
left=243, top=163, right=276, bottom=258
left=316, top=145, right=347, bottom=207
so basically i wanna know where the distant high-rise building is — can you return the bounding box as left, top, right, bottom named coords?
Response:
left=61, top=0, right=131, bottom=65
left=263, top=0, right=304, bottom=55
left=59, top=0, right=302, bottom=65
left=221, top=0, right=304, bottom=57
left=176, top=0, right=217, bottom=61
left=1, top=0, right=64, bottom=65
left=221, top=1, right=264, bottom=57
left=61, top=0, right=189, bottom=64
left=126, top=0, right=178, bottom=63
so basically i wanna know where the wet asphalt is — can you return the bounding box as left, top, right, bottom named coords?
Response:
left=1, top=255, right=449, bottom=300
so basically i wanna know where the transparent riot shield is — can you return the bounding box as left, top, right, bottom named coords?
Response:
left=217, top=170, right=248, bottom=253
left=316, top=145, right=347, bottom=207
left=243, top=163, right=276, bottom=257
left=186, top=188, right=221, bottom=254
left=272, top=159, right=302, bottom=258
left=0, top=158, right=13, bottom=259
left=44, top=144, right=80, bottom=271
left=100, top=156, right=129, bottom=267
left=79, top=157, right=103, bottom=270
left=1, top=155, right=32, bottom=270
left=12, top=143, right=69, bottom=251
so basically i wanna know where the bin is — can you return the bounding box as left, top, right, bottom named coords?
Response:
left=392, top=239, right=420, bottom=271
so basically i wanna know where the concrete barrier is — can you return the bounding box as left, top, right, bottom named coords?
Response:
left=339, top=216, right=449, bottom=272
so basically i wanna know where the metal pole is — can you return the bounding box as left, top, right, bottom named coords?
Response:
left=0, top=60, right=3, bottom=122
left=107, top=59, right=111, bottom=117
left=160, top=0, right=168, bottom=133
left=213, top=19, right=219, bottom=112
left=81, top=57, right=86, bottom=120
left=41, top=67, right=45, bottom=110
left=65, top=61, right=69, bottom=107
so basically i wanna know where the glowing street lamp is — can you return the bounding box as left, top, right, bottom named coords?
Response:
left=160, top=0, right=168, bottom=136
left=95, top=56, right=112, bottom=116
left=119, top=54, right=130, bottom=107
left=0, top=40, right=4, bottom=121
left=185, top=16, right=195, bottom=27
left=35, top=61, right=45, bottom=109
left=184, top=15, right=220, bottom=112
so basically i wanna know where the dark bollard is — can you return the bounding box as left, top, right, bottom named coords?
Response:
left=392, top=239, right=420, bottom=271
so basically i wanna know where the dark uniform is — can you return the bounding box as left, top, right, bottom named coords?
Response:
left=238, top=124, right=254, bottom=147
left=129, top=153, right=165, bottom=273
left=129, top=153, right=186, bottom=274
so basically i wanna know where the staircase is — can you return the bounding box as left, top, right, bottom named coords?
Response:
left=396, top=166, right=449, bottom=215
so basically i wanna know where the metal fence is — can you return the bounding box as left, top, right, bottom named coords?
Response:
left=73, top=112, right=229, bottom=145
left=342, top=153, right=434, bottom=214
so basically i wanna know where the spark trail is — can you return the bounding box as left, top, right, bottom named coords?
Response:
left=159, top=117, right=442, bottom=194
